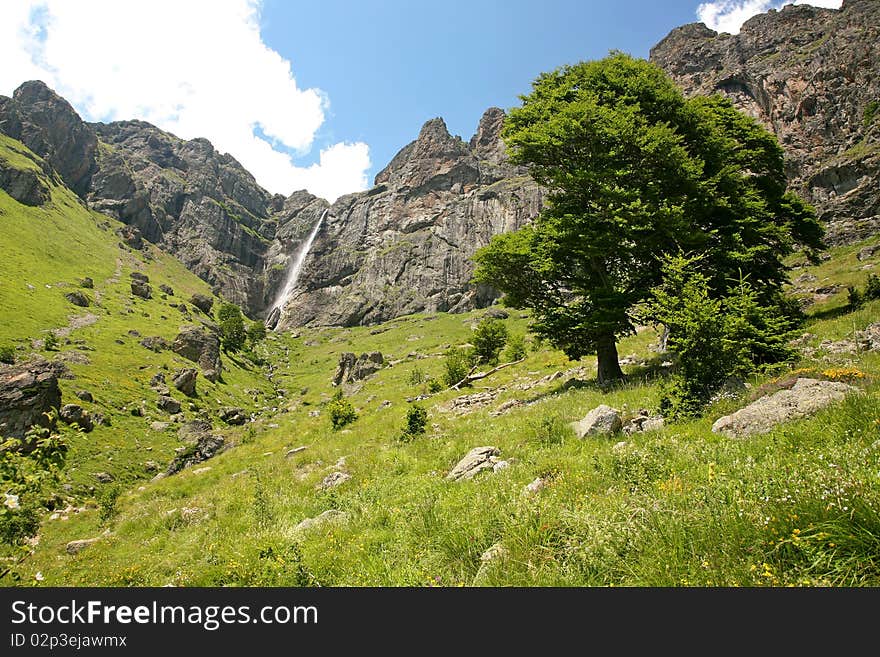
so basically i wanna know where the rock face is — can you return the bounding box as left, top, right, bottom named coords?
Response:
left=88, top=120, right=277, bottom=312
left=711, top=377, right=857, bottom=438
left=0, top=360, right=62, bottom=442
left=5, top=1, right=876, bottom=331
left=650, top=0, right=880, bottom=245
left=0, top=160, right=50, bottom=206
left=0, top=81, right=97, bottom=197
left=275, top=110, right=544, bottom=328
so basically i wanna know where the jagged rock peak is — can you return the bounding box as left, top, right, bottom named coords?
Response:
left=469, top=107, right=507, bottom=162
left=373, top=109, right=512, bottom=188
left=650, top=0, right=880, bottom=246
left=0, top=80, right=97, bottom=198
left=375, top=116, right=469, bottom=187
left=739, top=0, right=839, bottom=35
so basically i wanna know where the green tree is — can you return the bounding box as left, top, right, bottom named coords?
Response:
left=246, top=321, right=267, bottom=347
left=647, top=254, right=797, bottom=419
left=1, top=418, right=70, bottom=547
left=471, top=317, right=508, bottom=365
left=473, top=53, right=822, bottom=384
left=504, top=333, right=528, bottom=362
left=442, top=346, right=475, bottom=387
left=327, top=390, right=357, bottom=430
left=399, top=404, right=428, bottom=442
left=217, top=303, right=247, bottom=354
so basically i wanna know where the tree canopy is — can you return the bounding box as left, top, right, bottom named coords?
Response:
left=473, top=52, right=823, bottom=383
left=217, top=302, right=247, bottom=354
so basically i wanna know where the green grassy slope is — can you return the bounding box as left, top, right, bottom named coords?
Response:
left=2, top=134, right=879, bottom=587
left=0, top=137, right=277, bottom=525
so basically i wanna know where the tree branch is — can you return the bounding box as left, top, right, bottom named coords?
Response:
left=451, top=358, right=526, bottom=390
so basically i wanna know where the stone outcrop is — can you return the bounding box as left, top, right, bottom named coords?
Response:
left=332, top=351, right=384, bottom=386
left=622, top=410, right=665, bottom=435
left=64, top=291, right=90, bottom=307
left=292, top=509, right=349, bottom=536
left=0, top=160, right=50, bottom=206
left=166, top=432, right=225, bottom=475
left=59, top=403, right=93, bottom=432
left=172, top=368, right=198, bottom=396
left=570, top=405, right=622, bottom=438
left=219, top=407, right=247, bottom=425
left=66, top=538, right=100, bottom=555
left=0, top=360, right=62, bottom=442
left=189, top=294, right=214, bottom=315
left=650, top=0, right=880, bottom=245
left=711, top=377, right=857, bottom=438
left=171, top=326, right=222, bottom=382
left=446, top=446, right=502, bottom=482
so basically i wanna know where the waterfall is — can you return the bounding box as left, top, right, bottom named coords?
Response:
left=267, top=209, right=326, bottom=330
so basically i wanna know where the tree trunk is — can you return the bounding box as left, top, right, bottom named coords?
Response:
left=595, top=333, right=624, bottom=384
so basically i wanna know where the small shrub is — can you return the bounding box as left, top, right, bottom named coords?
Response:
left=251, top=470, right=274, bottom=529
left=400, top=404, right=428, bottom=441
left=442, top=346, right=475, bottom=387
left=471, top=318, right=508, bottom=365
left=253, top=544, right=321, bottom=587
left=0, top=345, right=15, bottom=364
left=648, top=255, right=798, bottom=420
left=96, top=484, right=121, bottom=524
left=0, top=420, right=69, bottom=547
left=426, top=378, right=443, bottom=394
left=848, top=285, right=864, bottom=310
left=327, top=390, right=357, bottom=430
left=864, top=100, right=880, bottom=128
left=504, top=334, right=527, bottom=361
left=864, top=273, right=880, bottom=301
left=246, top=321, right=267, bottom=346
left=530, top=414, right=569, bottom=446
left=43, top=333, right=59, bottom=351
left=217, top=303, right=247, bottom=353
left=243, top=349, right=266, bottom=367
left=407, top=366, right=426, bottom=387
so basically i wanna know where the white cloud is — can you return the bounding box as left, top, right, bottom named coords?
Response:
left=696, top=0, right=842, bottom=35
left=0, top=0, right=370, bottom=202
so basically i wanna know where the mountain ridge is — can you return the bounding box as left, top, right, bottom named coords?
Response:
left=1, top=0, right=877, bottom=328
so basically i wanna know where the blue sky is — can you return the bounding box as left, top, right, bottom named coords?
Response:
left=0, top=1, right=841, bottom=202
left=257, top=0, right=700, bottom=183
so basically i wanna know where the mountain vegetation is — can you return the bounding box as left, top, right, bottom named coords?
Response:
left=1, top=1, right=879, bottom=587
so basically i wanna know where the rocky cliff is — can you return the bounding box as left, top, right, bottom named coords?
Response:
left=2, top=0, right=877, bottom=327
left=87, top=119, right=280, bottom=312
left=0, top=83, right=542, bottom=327
left=0, top=81, right=287, bottom=313
left=650, top=0, right=880, bottom=245
left=272, top=109, right=544, bottom=329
